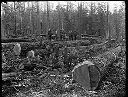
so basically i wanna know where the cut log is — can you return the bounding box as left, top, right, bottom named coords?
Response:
left=72, top=61, right=91, bottom=90
left=1, top=38, right=31, bottom=43
left=92, top=46, right=122, bottom=73
left=72, top=46, right=122, bottom=91
left=72, top=60, right=100, bottom=91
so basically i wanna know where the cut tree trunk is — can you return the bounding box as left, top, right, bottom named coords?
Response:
left=72, top=46, right=122, bottom=91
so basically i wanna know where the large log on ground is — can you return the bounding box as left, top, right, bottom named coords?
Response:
left=91, top=46, right=122, bottom=74
left=1, top=38, right=32, bottom=43
left=72, top=46, right=122, bottom=91
left=58, top=39, right=121, bottom=65
left=2, top=40, right=91, bottom=52
left=58, top=44, right=106, bottom=67
left=1, top=39, right=93, bottom=61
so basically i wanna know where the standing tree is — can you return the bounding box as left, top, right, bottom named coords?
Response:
left=78, top=2, right=82, bottom=34
left=90, top=2, right=93, bottom=35
left=14, top=2, right=17, bottom=37
left=36, top=1, right=41, bottom=36
left=31, top=2, right=35, bottom=37
left=16, top=2, right=25, bottom=37
left=97, top=2, right=107, bottom=41
left=46, top=1, right=50, bottom=32
left=1, top=3, right=6, bottom=39
left=118, top=2, right=125, bottom=41
left=113, top=6, right=121, bottom=41
left=57, top=2, right=61, bottom=40
left=106, top=2, right=110, bottom=40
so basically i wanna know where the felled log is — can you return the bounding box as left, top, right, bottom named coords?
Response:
left=58, top=45, right=99, bottom=67
left=2, top=40, right=91, bottom=54
left=72, top=46, right=122, bottom=91
left=92, top=46, right=122, bottom=73
left=2, top=72, right=17, bottom=81
left=1, top=38, right=31, bottom=43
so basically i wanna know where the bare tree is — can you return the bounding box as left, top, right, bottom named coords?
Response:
left=36, top=1, right=41, bottom=36
left=1, top=7, right=6, bottom=39
left=106, top=2, right=110, bottom=41
left=31, top=2, right=34, bottom=36
left=14, top=2, right=17, bottom=37
left=46, top=1, right=50, bottom=31
left=58, top=2, right=61, bottom=40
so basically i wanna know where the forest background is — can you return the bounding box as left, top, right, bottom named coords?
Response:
left=1, top=1, right=125, bottom=42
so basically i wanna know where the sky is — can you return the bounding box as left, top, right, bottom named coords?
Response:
left=1, top=1, right=124, bottom=15
left=49, top=1, right=124, bottom=12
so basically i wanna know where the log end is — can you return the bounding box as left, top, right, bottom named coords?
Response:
left=72, top=60, right=101, bottom=91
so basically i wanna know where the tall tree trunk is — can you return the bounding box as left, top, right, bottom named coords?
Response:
left=1, top=12, right=6, bottom=39
left=22, top=2, right=26, bottom=37
left=47, top=1, right=50, bottom=32
left=2, top=3, right=9, bottom=38
left=28, top=1, right=31, bottom=37
left=58, top=2, right=61, bottom=40
left=90, top=2, right=93, bottom=35
left=31, top=2, right=34, bottom=37
left=18, top=2, right=22, bottom=36
left=80, top=2, right=83, bottom=34
left=36, top=1, right=41, bottom=36
left=14, top=2, right=17, bottom=37
left=115, top=13, right=119, bottom=41
left=28, top=1, right=29, bottom=7
left=106, top=2, right=110, bottom=41
left=77, top=2, right=82, bottom=39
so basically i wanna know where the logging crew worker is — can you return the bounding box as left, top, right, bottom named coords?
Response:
left=48, top=29, right=52, bottom=40
left=55, top=30, right=58, bottom=40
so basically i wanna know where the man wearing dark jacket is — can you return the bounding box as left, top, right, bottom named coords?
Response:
left=48, top=29, right=52, bottom=40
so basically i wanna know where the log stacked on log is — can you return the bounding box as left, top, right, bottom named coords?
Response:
left=72, top=46, right=122, bottom=91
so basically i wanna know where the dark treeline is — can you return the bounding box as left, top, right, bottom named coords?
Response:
left=1, top=1, right=125, bottom=42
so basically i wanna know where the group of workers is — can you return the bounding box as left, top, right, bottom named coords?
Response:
left=47, top=29, right=78, bottom=41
